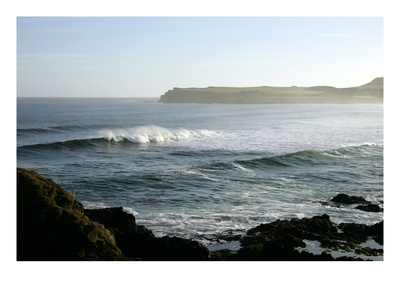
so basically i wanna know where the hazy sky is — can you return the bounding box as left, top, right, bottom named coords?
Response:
left=17, top=17, right=383, bottom=97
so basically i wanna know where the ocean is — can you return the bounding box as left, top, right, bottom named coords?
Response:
left=17, top=97, right=383, bottom=247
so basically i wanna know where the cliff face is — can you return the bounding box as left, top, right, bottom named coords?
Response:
left=159, top=78, right=383, bottom=104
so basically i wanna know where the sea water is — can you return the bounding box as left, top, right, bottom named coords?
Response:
left=17, top=97, right=383, bottom=246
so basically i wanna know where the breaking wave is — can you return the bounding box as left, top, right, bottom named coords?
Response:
left=99, top=125, right=218, bottom=143
left=17, top=125, right=220, bottom=151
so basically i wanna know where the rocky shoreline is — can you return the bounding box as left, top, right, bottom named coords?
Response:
left=17, top=167, right=383, bottom=261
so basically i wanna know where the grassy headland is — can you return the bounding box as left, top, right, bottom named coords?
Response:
left=159, top=77, right=383, bottom=104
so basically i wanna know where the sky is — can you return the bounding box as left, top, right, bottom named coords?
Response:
left=17, top=17, right=383, bottom=97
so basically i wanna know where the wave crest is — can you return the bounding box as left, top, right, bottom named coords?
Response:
left=100, top=125, right=218, bottom=143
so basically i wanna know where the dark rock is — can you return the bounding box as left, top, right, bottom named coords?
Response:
left=338, top=223, right=369, bottom=243
left=17, top=167, right=210, bottom=261
left=210, top=249, right=237, bottom=261
left=331, top=193, right=369, bottom=205
left=355, top=204, right=383, bottom=212
left=84, top=207, right=152, bottom=236
left=338, top=221, right=383, bottom=245
left=247, top=214, right=339, bottom=241
left=215, top=229, right=244, bottom=242
left=323, top=194, right=384, bottom=213
left=235, top=214, right=383, bottom=261
left=85, top=206, right=210, bottom=261
left=17, top=168, right=122, bottom=260
left=114, top=232, right=210, bottom=261
left=237, top=215, right=340, bottom=261
left=157, top=236, right=210, bottom=260
left=369, top=221, right=383, bottom=238
left=238, top=235, right=334, bottom=261
left=367, top=221, right=384, bottom=245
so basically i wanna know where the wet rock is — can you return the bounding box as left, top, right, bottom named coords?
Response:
left=85, top=206, right=210, bottom=261
left=355, top=204, right=383, bottom=212
left=235, top=214, right=383, bottom=261
left=115, top=232, right=210, bottom=261
left=238, top=234, right=334, bottom=261
left=325, top=193, right=383, bottom=213
left=247, top=214, right=339, bottom=241
left=237, top=215, right=340, bottom=260
left=331, top=193, right=369, bottom=205
left=210, top=249, right=237, bottom=261
left=338, top=221, right=383, bottom=245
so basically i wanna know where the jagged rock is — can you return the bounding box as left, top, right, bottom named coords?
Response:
left=236, top=214, right=383, bottom=261
left=84, top=207, right=152, bottom=236
left=247, top=214, right=339, bottom=241
left=339, top=221, right=383, bottom=245
left=238, top=215, right=340, bottom=260
left=85, top=206, right=210, bottom=260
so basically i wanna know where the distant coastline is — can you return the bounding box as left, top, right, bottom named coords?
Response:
left=159, top=77, right=383, bottom=104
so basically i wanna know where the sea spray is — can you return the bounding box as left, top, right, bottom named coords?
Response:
left=99, top=125, right=220, bottom=144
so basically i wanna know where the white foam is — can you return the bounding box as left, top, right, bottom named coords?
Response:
left=98, top=125, right=220, bottom=144
left=81, top=201, right=107, bottom=209
left=180, top=169, right=220, bottom=182
left=231, top=162, right=254, bottom=174
left=123, top=207, right=139, bottom=216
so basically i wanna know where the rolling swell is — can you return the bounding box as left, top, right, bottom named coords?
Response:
left=205, top=143, right=383, bottom=172
left=17, top=137, right=110, bottom=151
left=17, top=126, right=220, bottom=152
left=17, top=125, right=88, bottom=134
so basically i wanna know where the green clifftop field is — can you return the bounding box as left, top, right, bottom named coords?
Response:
left=159, top=77, right=383, bottom=104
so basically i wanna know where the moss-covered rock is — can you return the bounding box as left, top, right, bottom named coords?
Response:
left=17, top=167, right=122, bottom=260
left=17, top=168, right=211, bottom=261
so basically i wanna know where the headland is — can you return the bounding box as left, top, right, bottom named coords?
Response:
left=159, top=77, right=383, bottom=104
